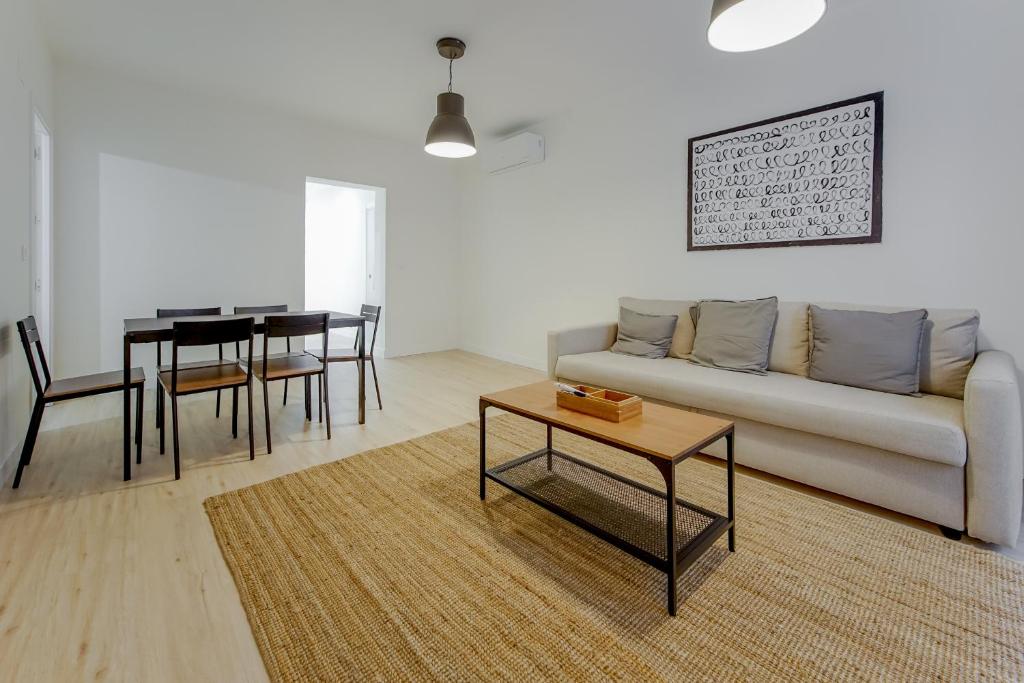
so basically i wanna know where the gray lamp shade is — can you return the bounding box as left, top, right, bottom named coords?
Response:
left=708, top=0, right=826, bottom=52
left=424, top=92, right=477, bottom=158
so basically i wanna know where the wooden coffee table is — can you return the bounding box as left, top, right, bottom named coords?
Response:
left=479, top=381, right=735, bottom=615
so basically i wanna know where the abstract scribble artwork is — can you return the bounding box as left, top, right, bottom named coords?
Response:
left=687, top=92, right=883, bottom=251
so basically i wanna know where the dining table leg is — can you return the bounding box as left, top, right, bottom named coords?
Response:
left=123, top=335, right=132, bottom=481
left=358, top=320, right=366, bottom=424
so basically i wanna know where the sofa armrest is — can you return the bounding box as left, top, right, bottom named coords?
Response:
left=964, top=350, right=1023, bottom=546
left=547, top=322, right=617, bottom=379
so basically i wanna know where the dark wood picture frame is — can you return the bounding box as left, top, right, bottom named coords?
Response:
left=687, top=91, right=884, bottom=252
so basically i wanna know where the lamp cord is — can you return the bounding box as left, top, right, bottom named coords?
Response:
left=448, top=59, right=453, bottom=93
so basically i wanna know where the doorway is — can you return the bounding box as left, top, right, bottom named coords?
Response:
left=304, top=177, right=386, bottom=352
left=31, top=111, right=53, bottom=362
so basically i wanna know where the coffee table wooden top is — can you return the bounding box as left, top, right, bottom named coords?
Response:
left=480, top=381, right=733, bottom=462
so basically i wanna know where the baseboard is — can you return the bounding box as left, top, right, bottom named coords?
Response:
left=458, top=345, right=546, bottom=373
left=0, top=442, right=17, bottom=487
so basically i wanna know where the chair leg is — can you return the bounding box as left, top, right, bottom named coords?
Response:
left=247, top=383, right=255, bottom=460
left=155, top=388, right=162, bottom=429
left=12, top=400, right=44, bottom=488
left=318, top=373, right=323, bottom=423
left=304, top=377, right=311, bottom=421
left=323, top=371, right=331, bottom=440
left=232, top=387, right=239, bottom=438
left=215, top=389, right=221, bottom=418
left=283, top=378, right=288, bottom=406
left=159, top=387, right=166, bottom=455
left=135, top=385, right=144, bottom=465
left=262, top=380, right=272, bottom=454
left=171, top=393, right=181, bottom=480
left=371, top=357, right=382, bottom=410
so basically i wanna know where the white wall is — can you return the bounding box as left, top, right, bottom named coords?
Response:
left=459, top=1, right=1024, bottom=371
left=54, top=64, right=462, bottom=382
left=0, top=0, right=53, bottom=469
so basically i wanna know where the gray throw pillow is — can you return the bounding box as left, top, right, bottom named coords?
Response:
left=687, top=297, right=778, bottom=374
left=919, top=312, right=979, bottom=399
left=610, top=307, right=678, bottom=359
left=809, top=305, right=928, bottom=395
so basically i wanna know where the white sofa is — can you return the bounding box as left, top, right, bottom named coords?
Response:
left=548, top=298, right=1023, bottom=546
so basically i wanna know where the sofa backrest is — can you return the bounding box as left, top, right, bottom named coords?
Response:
left=619, top=297, right=980, bottom=399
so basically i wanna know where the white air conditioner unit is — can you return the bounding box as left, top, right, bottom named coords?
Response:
left=482, top=132, right=545, bottom=175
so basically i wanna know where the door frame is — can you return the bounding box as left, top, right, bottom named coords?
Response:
left=304, top=176, right=387, bottom=354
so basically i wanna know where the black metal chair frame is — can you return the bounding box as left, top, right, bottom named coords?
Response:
left=257, top=313, right=330, bottom=453
left=158, top=317, right=255, bottom=480
left=155, top=307, right=226, bottom=429
left=316, top=304, right=383, bottom=410
left=233, top=304, right=299, bottom=406
left=13, top=315, right=145, bottom=488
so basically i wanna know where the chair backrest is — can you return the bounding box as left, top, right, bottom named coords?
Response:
left=360, top=304, right=382, bottom=354
left=16, top=316, right=50, bottom=395
left=173, top=317, right=254, bottom=348
left=157, top=307, right=224, bottom=364
left=264, top=312, right=329, bottom=339
left=234, top=305, right=289, bottom=356
left=264, top=313, right=329, bottom=367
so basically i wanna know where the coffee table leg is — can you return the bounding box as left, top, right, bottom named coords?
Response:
left=666, top=460, right=677, bottom=616
left=727, top=430, right=735, bottom=552
left=546, top=424, right=552, bottom=471
left=479, top=401, right=487, bottom=500
left=654, top=458, right=677, bottom=616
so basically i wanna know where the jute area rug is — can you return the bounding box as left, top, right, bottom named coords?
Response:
left=205, top=414, right=1024, bottom=681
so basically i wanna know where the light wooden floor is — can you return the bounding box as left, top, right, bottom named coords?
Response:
left=0, top=350, right=1020, bottom=682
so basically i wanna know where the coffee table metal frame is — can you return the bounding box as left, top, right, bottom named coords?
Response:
left=479, top=397, right=735, bottom=616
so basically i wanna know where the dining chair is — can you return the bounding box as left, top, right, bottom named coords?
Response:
left=157, top=317, right=255, bottom=480
left=155, top=307, right=233, bottom=429
left=252, top=313, right=330, bottom=453
left=310, top=304, right=383, bottom=410
left=13, top=316, right=146, bottom=488
left=233, top=305, right=304, bottom=406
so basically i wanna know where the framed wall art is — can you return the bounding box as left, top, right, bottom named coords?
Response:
left=687, top=91, right=883, bottom=251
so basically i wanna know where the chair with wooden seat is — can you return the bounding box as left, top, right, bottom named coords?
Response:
left=155, top=307, right=233, bottom=429
left=157, top=317, right=255, bottom=480
left=13, top=315, right=146, bottom=488
left=311, top=304, right=383, bottom=410
left=252, top=313, right=330, bottom=453
left=233, top=305, right=305, bottom=407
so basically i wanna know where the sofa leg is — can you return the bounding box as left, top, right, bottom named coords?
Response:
left=938, top=525, right=963, bottom=541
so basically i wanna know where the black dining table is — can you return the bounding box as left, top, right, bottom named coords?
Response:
left=121, top=310, right=366, bottom=481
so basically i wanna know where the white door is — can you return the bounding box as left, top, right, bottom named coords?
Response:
left=30, top=113, right=52, bottom=362
left=365, top=206, right=376, bottom=299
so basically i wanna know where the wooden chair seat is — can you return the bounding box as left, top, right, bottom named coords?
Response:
left=251, top=354, right=324, bottom=381
left=158, top=364, right=249, bottom=395
left=43, top=367, right=145, bottom=401
left=157, top=358, right=236, bottom=373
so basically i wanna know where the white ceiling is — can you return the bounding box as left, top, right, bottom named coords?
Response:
left=37, top=0, right=733, bottom=143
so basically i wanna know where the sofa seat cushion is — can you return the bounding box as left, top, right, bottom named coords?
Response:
left=555, top=351, right=966, bottom=467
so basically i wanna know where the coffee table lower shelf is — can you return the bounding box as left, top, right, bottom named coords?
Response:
left=485, top=448, right=732, bottom=609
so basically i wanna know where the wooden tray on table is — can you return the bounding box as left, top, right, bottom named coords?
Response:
left=556, top=384, right=642, bottom=422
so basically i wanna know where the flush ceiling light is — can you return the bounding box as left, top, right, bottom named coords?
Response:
left=424, top=37, right=476, bottom=158
left=708, top=0, right=826, bottom=52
